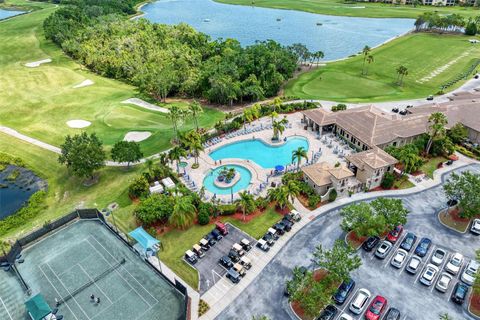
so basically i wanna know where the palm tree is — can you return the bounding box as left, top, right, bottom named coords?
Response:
left=285, top=180, right=300, bottom=204
left=268, top=186, right=289, bottom=210
left=425, top=112, right=448, bottom=155
left=169, top=196, right=196, bottom=229
left=189, top=100, right=203, bottom=131
left=364, top=55, right=374, bottom=76
left=361, top=45, right=371, bottom=75
left=243, top=107, right=253, bottom=130
left=398, top=147, right=422, bottom=173
left=273, top=117, right=288, bottom=140
left=168, top=146, right=187, bottom=173
left=145, top=158, right=154, bottom=175
left=396, top=65, right=409, bottom=86
left=169, top=105, right=183, bottom=144
left=184, top=130, right=204, bottom=166
left=292, top=146, right=308, bottom=171
left=236, top=191, right=255, bottom=221
left=271, top=98, right=282, bottom=124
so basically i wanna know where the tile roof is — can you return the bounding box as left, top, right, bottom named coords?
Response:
left=301, top=162, right=353, bottom=186
left=346, top=147, right=398, bottom=170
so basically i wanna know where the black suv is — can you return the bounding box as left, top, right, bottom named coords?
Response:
left=333, top=278, right=355, bottom=305
left=316, top=305, right=337, bottom=320
left=451, top=283, right=468, bottom=304
left=362, top=236, right=380, bottom=251
left=219, top=255, right=233, bottom=269
left=228, top=249, right=240, bottom=263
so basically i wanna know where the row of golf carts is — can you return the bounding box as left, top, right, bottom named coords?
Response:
left=256, top=210, right=301, bottom=251
left=184, top=222, right=229, bottom=265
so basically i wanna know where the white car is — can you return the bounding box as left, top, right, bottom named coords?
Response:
left=391, top=249, right=408, bottom=268
left=431, top=248, right=447, bottom=266
left=349, top=288, right=371, bottom=315
left=338, top=314, right=354, bottom=320
left=406, top=255, right=422, bottom=274
left=420, top=264, right=439, bottom=286
left=471, top=219, right=480, bottom=235
left=461, top=260, right=479, bottom=285
left=445, top=253, right=464, bottom=275
left=435, top=272, right=453, bottom=293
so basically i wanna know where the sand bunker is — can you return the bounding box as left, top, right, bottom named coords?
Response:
left=122, top=98, right=169, bottom=113
left=24, top=59, right=52, bottom=68
left=73, top=79, right=94, bottom=88
left=124, top=131, right=152, bottom=142
left=66, top=120, right=91, bottom=128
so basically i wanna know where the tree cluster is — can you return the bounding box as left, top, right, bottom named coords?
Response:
left=414, top=12, right=466, bottom=33
left=443, top=171, right=480, bottom=219
left=44, top=2, right=298, bottom=105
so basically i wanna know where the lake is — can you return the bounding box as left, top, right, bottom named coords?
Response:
left=141, top=0, right=414, bottom=60
left=0, top=9, right=25, bottom=21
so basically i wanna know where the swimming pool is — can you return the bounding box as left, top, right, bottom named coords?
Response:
left=209, top=137, right=309, bottom=169
left=203, top=165, right=252, bottom=195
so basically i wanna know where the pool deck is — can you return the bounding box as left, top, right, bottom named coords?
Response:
left=179, top=112, right=352, bottom=202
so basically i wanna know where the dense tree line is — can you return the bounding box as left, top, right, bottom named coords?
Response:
left=414, top=12, right=476, bottom=34
left=43, top=0, right=298, bottom=105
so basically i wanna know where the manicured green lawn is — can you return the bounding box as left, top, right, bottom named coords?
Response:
left=285, top=33, right=480, bottom=102
left=215, top=0, right=480, bottom=19
left=420, top=156, right=448, bottom=178
left=393, top=175, right=415, bottom=189
left=0, top=2, right=223, bottom=157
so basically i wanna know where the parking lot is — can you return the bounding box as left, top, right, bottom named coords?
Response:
left=189, top=223, right=256, bottom=295
left=334, top=228, right=475, bottom=320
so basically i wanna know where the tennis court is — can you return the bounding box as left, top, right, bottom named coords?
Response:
left=0, top=269, right=25, bottom=320
left=16, top=219, right=186, bottom=320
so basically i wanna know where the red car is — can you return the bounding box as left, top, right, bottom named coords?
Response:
left=364, top=295, right=387, bottom=320
left=215, top=221, right=229, bottom=235
left=386, top=225, right=403, bottom=243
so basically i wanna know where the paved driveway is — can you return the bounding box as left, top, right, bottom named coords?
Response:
left=216, top=164, right=480, bottom=320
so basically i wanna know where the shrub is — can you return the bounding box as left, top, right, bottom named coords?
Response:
left=255, top=197, right=269, bottom=210
left=308, top=195, right=321, bottom=208
left=331, top=103, right=347, bottom=112
left=465, top=20, right=477, bottom=35
left=381, top=172, right=395, bottom=189
left=128, top=176, right=150, bottom=199
left=328, top=189, right=337, bottom=202
left=198, top=210, right=210, bottom=225
left=218, top=204, right=237, bottom=215
left=198, top=300, right=210, bottom=317
left=134, top=194, right=174, bottom=225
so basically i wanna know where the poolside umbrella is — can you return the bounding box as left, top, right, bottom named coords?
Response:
left=275, top=165, right=284, bottom=172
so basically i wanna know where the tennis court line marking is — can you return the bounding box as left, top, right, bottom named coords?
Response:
left=87, top=236, right=159, bottom=305
left=0, top=296, right=13, bottom=320
left=91, top=288, right=133, bottom=320
left=38, top=264, right=82, bottom=320
left=77, top=264, right=114, bottom=304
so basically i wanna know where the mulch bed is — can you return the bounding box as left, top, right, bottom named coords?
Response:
left=438, top=207, right=472, bottom=232
left=291, top=269, right=329, bottom=320
left=346, top=231, right=366, bottom=250
left=470, top=293, right=480, bottom=317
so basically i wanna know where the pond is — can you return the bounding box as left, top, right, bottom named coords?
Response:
left=209, top=137, right=309, bottom=169
left=141, top=0, right=414, bottom=60
left=0, top=9, right=25, bottom=20
left=0, top=165, right=46, bottom=219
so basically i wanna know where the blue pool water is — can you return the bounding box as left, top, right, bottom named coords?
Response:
left=140, top=0, right=414, bottom=60
left=209, top=137, right=309, bottom=169
left=0, top=9, right=24, bottom=20
left=203, top=165, right=252, bottom=195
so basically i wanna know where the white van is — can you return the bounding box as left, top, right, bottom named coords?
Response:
left=349, top=288, right=371, bottom=314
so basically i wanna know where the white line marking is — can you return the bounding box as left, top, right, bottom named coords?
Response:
left=78, top=264, right=113, bottom=304
left=0, top=297, right=13, bottom=320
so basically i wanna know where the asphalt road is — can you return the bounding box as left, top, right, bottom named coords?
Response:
left=216, top=164, right=480, bottom=320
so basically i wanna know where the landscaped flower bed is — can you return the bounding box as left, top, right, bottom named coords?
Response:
left=291, top=269, right=329, bottom=320
left=345, top=231, right=366, bottom=250
left=438, top=207, right=472, bottom=233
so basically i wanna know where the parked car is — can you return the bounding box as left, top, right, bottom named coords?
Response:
left=387, top=225, right=403, bottom=243
left=185, top=250, right=198, bottom=265
left=392, top=108, right=399, bottom=113
left=431, top=248, right=447, bottom=266
left=333, top=278, right=355, bottom=305
left=384, top=307, right=401, bottom=320
left=349, top=288, right=371, bottom=315
left=226, top=268, right=241, bottom=284
left=405, top=256, right=422, bottom=274
left=414, top=238, right=432, bottom=257
left=281, top=218, right=293, bottom=231
left=267, top=227, right=280, bottom=240
left=400, top=232, right=417, bottom=252
left=435, top=272, right=453, bottom=293
left=317, top=305, right=337, bottom=320
left=219, top=255, right=233, bottom=269
left=199, top=238, right=210, bottom=251
left=461, top=260, right=479, bottom=285
left=273, top=222, right=286, bottom=235
left=391, top=249, right=408, bottom=268
left=420, top=264, right=439, bottom=286
left=364, top=295, right=387, bottom=320
left=233, top=263, right=246, bottom=277
left=451, top=282, right=469, bottom=304
left=215, top=221, right=228, bottom=236
left=338, top=315, right=353, bottom=320
left=471, top=219, right=480, bottom=235
left=232, top=243, right=245, bottom=257
left=204, top=233, right=217, bottom=246
left=289, top=209, right=302, bottom=222
left=239, top=256, right=252, bottom=270
left=375, top=241, right=393, bottom=259
left=445, top=252, right=464, bottom=275
left=211, top=229, right=223, bottom=241
left=256, top=239, right=270, bottom=252
left=192, top=244, right=205, bottom=258
left=426, top=95, right=434, bottom=100
left=362, top=236, right=380, bottom=252
left=240, top=238, right=252, bottom=251
left=228, top=249, right=240, bottom=263
left=262, top=233, right=275, bottom=246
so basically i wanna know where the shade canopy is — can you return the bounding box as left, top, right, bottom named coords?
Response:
left=129, top=227, right=160, bottom=250
left=275, top=165, right=284, bottom=171
left=25, top=294, right=51, bottom=320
